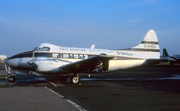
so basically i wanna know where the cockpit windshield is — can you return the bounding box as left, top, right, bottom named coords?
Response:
left=39, top=47, right=50, bottom=51
left=33, top=47, right=41, bottom=52
left=32, top=47, right=50, bottom=52
left=32, top=43, right=51, bottom=52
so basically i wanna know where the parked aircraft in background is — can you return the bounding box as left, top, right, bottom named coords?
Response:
left=160, top=48, right=180, bottom=66
left=5, top=30, right=160, bottom=84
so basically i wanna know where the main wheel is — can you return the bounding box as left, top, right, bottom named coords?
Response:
left=8, top=76, right=16, bottom=83
left=71, top=75, right=80, bottom=84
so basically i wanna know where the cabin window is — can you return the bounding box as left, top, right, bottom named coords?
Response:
left=78, top=54, right=84, bottom=59
left=40, top=47, right=50, bottom=51
left=57, top=54, right=63, bottom=58
left=35, top=53, right=52, bottom=57
left=63, top=54, right=69, bottom=58
left=69, top=54, right=74, bottom=58
left=53, top=54, right=58, bottom=58
left=84, top=55, right=88, bottom=59
left=56, top=53, right=89, bottom=59
left=74, top=54, right=78, bottom=59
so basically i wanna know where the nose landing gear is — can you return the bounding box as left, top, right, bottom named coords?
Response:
left=3, top=64, right=16, bottom=83
left=0, top=75, right=16, bottom=83
left=8, top=75, right=16, bottom=83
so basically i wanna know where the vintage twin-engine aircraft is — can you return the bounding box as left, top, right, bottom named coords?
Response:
left=5, top=30, right=160, bottom=84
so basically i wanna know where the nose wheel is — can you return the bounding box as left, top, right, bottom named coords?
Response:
left=0, top=75, right=16, bottom=83
left=8, top=76, right=16, bottom=83
left=4, top=65, right=16, bottom=83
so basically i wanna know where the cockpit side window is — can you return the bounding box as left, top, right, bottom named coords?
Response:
left=40, top=47, right=50, bottom=51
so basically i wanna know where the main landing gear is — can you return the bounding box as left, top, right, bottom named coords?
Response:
left=8, top=75, right=16, bottom=83
left=70, top=74, right=80, bottom=84
left=59, top=73, right=81, bottom=85
left=0, top=75, right=16, bottom=83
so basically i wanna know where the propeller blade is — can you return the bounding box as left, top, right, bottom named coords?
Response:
left=4, top=63, right=7, bottom=71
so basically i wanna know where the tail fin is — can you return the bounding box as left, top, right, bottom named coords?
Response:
left=162, top=48, right=169, bottom=56
left=132, top=30, right=160, bottom=58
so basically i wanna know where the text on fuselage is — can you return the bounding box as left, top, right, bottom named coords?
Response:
left=144, top=44, right=157, bottom=49
left=117, top=51, right=133, bottom=56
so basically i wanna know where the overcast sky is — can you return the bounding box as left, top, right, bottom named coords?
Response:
left=0, top=0, right=180, bottom=57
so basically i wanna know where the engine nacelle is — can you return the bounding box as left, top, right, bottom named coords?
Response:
left=33, top=59, right=70, bottom=73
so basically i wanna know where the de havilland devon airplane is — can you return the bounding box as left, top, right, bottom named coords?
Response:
left=5, top=30, right=160, bottom=84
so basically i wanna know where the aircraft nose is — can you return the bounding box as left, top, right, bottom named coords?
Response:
left=5, top=57, right=16, bottom=67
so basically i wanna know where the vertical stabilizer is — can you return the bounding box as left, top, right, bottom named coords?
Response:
left=132, top=30, right=160, bottom=59
left=142, top=30, right=158, bottom=43
left=133, top=30, right=159, bottom=49
left=162, top=48, right=169, bottom=56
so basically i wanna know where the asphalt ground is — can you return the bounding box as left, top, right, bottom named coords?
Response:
left=0, top=63, right=180, bottom=111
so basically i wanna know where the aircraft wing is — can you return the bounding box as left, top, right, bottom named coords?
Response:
left=60, top=55, right=114, bottom=72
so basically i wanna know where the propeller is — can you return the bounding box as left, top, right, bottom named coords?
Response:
left=4, top=59, right=11, bottom=75
left=27, top=59, right=37, bottom=73
left=4, top=59, right=8, bottom=72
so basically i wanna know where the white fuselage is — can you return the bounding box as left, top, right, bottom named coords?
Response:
left=6, top=45, right=159, bottom=74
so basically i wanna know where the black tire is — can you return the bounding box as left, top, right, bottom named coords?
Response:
left=8, top=76, right=16, bottom=83
left=70, top=75, right=80, bottom=84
